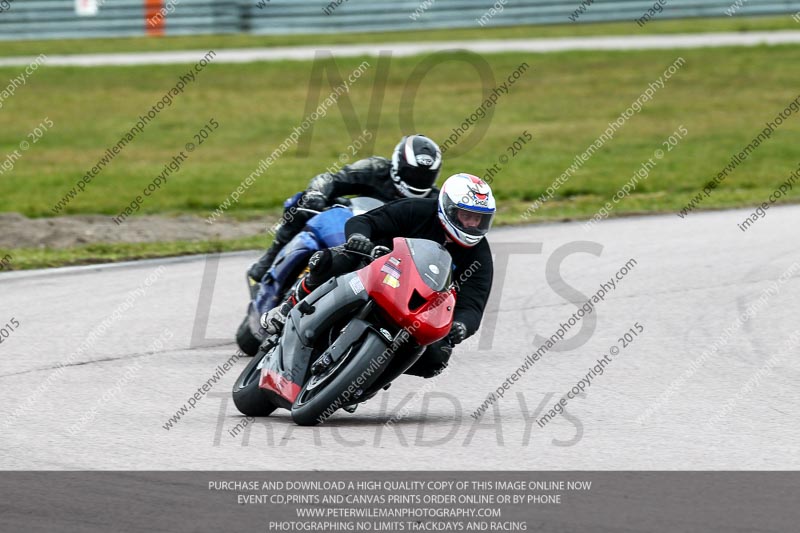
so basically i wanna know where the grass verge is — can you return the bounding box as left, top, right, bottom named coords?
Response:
left=1, top=43, right=799, bottom=269
left=2, top=189, right=797, bottom=271
left=0, top=234, right=264, bottom=271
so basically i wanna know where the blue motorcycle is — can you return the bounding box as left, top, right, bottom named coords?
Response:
left=236, top=196, right=384, bottom=356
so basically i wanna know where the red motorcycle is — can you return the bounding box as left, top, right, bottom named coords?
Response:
left=232, top=237, right=456, bottom=426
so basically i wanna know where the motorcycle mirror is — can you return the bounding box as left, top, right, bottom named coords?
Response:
left=371, top=246, right=391, bottom=259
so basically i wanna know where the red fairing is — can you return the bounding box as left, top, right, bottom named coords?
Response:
left=260, top=369, right=301, bottom=403
left=357, top=238, right=455, bottom=346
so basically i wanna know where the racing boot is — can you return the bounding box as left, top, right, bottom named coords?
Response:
left=246, top=205, right=316, bottom=297
left=248, top=241, right=282, bottom=285
left=246, top=235, right=290, bottom=299
left=260, top=298, right=294, bottom=336
left=259, top=276, right=315, bottom=336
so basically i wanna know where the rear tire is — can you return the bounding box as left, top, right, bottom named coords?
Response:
left=291, top=331, right=392, bottom=426
left=236, top=316, right=261, bottom=357
left=232, top=352, right=278, bottom=417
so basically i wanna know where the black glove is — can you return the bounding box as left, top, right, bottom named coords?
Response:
left=299, top=190, right=327, bottom=212
left=447, top=321, right=468, bottom=346
left=345, top=233, right=374, bottom=254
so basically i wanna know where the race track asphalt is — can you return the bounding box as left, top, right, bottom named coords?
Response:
left=2, top=205, right=798, bottom=470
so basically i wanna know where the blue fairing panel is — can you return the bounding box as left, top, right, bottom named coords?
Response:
left=306, top=206, right=353, bottom=248
left=255, top=232, right=319, bottom=314
left=253, top=206, right=353, bottom=314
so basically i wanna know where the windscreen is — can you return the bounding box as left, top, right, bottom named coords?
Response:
left=349, top=197, right=384, bottom=215
left=406, top=238, right=452, bottom=292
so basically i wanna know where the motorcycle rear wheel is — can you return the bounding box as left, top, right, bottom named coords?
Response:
left=232, top=351, right=278, bottom=416
left=236, top=316, right=262, bottom=357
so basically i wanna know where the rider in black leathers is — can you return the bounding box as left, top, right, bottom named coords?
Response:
left=247, top=134, right=443, bottom=285
left=262, top=173, right=497, bottom=379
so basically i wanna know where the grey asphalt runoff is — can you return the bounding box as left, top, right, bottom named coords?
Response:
left=1, top=31, right=800, bottom=67
left=1, top=205, right=799, bottom=470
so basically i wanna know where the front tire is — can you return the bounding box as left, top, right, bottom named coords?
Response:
left=232, top=352, right=277, bottom=416
left=236, top=316, right=261, bottom=357
left=291, top=331, right=392, bottom=426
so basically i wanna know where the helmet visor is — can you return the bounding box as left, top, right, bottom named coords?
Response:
left=442, top=195, right=495, bottom=237
left=398, top=165, right=438, bottom=195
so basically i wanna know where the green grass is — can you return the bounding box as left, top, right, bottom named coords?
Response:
left=0, top=15, right=798, bottom=57
left=0, top=234, right=265, bottom=270
left=5, top=187, right=798, bottom=270
left=1, top=43, right=800, bottom=269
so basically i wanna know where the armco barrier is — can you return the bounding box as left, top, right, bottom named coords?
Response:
left=1, top=0, right=799, bottom=41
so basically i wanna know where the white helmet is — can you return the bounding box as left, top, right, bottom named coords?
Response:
left=437, top=173, right=496, bottom=247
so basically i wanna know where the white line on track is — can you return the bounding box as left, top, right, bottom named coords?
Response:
left=1, top=30, right=800, bottom=67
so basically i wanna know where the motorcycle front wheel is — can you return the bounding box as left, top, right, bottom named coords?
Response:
left=291, top=330, right=392, bottom=426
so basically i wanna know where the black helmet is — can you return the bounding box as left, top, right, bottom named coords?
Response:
left=390, top=134, right=443, bottom=198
